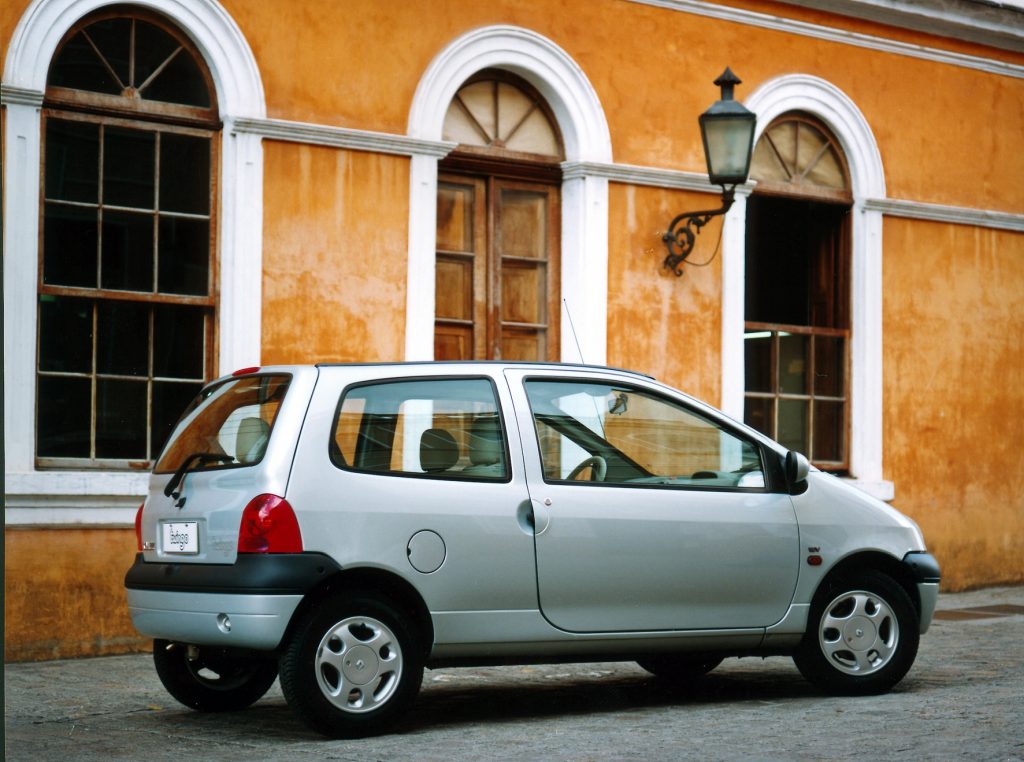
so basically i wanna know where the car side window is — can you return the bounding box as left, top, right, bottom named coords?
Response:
left=524, top=379, right=765, bottom=489
left=331, top=378, right=508, bottom=481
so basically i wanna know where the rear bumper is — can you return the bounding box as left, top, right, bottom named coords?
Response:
left=127, top=588, right=302, bottom=650
left=124, top=552, right=341, bottom=650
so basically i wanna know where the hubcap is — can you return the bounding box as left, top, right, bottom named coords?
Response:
left=315, top=616, right=403, bottom=713
left=819, top=590, right=899, bottom=676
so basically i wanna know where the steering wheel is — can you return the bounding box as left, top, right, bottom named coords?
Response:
left=566, top=455, right=608, bottom=482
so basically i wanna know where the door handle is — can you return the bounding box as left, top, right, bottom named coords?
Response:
left=530, top=498, right=552, bottom=535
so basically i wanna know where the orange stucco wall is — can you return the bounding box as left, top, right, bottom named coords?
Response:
left=219, top=0, right=1024, bottom=214
left=607, top=184, right=724, bottom=403
left=4, top=529, right=148, bottom=661
left=260, top=142, right=410, bottom=363
left=883, top=219, right=1024, bottom=589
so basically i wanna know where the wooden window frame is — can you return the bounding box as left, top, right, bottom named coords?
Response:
left=436, top=160, right=561, bottom=362
left=36, top=9, right=219, bottom=471
left=745, top=114, right=852, bottom=472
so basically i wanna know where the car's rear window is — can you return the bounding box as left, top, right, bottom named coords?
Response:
left=154, top=374, right=291, bottom=473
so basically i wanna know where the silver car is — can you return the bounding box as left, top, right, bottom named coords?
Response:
left=126, top=362, right=940, bottom=738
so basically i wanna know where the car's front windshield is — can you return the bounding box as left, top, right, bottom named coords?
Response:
left=153, top=374, right=291, bottom=474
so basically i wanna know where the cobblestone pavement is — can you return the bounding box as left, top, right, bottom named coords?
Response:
left=5, top=586, right=1023, bottom=761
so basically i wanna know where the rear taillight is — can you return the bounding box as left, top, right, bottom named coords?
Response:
left=134, top=502, right=145, bottom=551
left=238, top=494, right=303, bottom=553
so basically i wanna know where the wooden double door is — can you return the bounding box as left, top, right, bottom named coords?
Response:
left=434, top=171, right=560, bottom=362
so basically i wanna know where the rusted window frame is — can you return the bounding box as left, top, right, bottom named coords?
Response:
left=36, top=8, right=220, bottom=471
left=745, top=113, right=852, bottom=472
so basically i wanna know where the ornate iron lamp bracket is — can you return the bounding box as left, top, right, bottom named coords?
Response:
left=662, top=186, right=735, bottom=276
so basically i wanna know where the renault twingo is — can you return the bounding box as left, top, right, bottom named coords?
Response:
left=126, top=362, right=939, bottom=737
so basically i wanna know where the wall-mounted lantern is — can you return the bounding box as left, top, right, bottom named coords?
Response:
left=663, top=68, right=756, bottom=276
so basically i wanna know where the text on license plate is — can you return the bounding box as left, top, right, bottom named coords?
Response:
left=162, top=521, right=199, bottom=554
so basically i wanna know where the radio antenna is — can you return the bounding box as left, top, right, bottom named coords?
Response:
left=563, top=298, right=586, bottom=364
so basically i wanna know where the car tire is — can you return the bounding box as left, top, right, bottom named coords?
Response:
left=278, top=591, right=423, bottom=738
left=793, top=570, right=919, bottom=695
left=636, top=654, right=723, bottom=681
left=152, top=639, right=279, bottom=712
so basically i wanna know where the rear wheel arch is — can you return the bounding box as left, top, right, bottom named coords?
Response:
left=284, top=567, right=434, bottom=657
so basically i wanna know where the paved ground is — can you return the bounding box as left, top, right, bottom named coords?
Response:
left=5, top=586, right=1023, bottom=761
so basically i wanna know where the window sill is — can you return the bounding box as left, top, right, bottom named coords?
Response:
left=840, top=477, right=894, bottom=502
left=5, top=470, right=149, bottom=528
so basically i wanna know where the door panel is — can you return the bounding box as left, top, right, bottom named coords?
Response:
left=506, top=370, right=800, bottom=633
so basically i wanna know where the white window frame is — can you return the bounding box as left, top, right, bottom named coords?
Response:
left=723, top=73, right=892, bottom=499
left=406, top=25, right=612, bottom=366
left=3, top=0, right=266, bottom=524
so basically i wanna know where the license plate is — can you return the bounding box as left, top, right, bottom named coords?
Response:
left=162, top=521, right=199, bottom=554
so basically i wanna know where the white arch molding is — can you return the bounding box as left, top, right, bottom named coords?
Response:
left=724, top=74, right=891, bottom=496
left=406, top=25, right=612, bottom=364
left=3, top=0, right=266, bottom=505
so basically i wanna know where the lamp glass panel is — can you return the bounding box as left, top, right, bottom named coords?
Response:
left=702, top=116, right=755, bottom=181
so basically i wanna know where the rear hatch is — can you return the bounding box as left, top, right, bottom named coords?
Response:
left=137, top=367, right=317, bottom=565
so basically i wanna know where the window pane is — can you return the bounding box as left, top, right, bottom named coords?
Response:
left=158, top=217, right=209, bottom=295
left=101, top=210, right=154, bottom=291
left=814, top=336, right=845, bottom=397
left=47, top=23, right=125, bottom=94
left=502, top=329, right=545, bottom=362
left=133, top=20, right=180, bottom=91
left=37, top=375, right=92, bottom=457
left=39, top=296, right=92, bottom=373
left=744, top=332, right=773, bottom=392
left=437, top=183, right=474, bottom=252
left=502, top=262, right=545, bottom=324
left=435, top=259, right=472, bottom=320
left=779, top=333, right=808, bottom=394
left=81, top=18, right=131, bottom=89
left=778, top=398, right=808, bottom=454
left=153, top=305, right=205, bottom=379
left=43, top=203, right=98, bottom=287
left=136, top=22, right=211, bottom=107
left=333, top=379, right=506, bottom=479
left=104, top=127, right=155, bottom=209
left=45, top=120, right=99, bottom=203
left=159, top=134, right=210, bottom=214
left=526, top=380, right=763, bottom=488
left=151, top=380, right=203, bottom=456
left=96, top=379, right=147, bottom=458
left=813, top=400, right=844, bottom=463
left=434, top=327, right=473, bottom=362
left=744, top=396, right=773, bottom=439
left=96, top=301, right=148, bottom=376
left=499, top=190, right=547, bottom=259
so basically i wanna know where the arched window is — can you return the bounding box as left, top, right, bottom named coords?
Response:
left=435, top=70, right=564, bottom=361
left=38, top=9, right=218, bottom=468
left=743, top=114, right=852, bottom=470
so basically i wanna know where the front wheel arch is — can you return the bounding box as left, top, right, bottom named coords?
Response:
left=817, top=551, right=923, bottom=622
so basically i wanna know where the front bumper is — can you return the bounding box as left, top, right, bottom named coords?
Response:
left=124, top=552, right=341, bottom=650
left=902, top=551, right=941, bottom=634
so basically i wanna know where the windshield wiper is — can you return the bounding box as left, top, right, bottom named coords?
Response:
left=164, top=452, right=235, bottom=498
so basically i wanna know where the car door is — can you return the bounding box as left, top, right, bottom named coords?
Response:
left=287, top=368, right=538, bottom=614
left=505, top=369, right=800, bottom=633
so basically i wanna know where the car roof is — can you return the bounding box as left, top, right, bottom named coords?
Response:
left=311, top=360, right=655, bottom=379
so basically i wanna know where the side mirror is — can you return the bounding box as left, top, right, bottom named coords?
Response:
left=785, top=450, right=810, bottom=492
